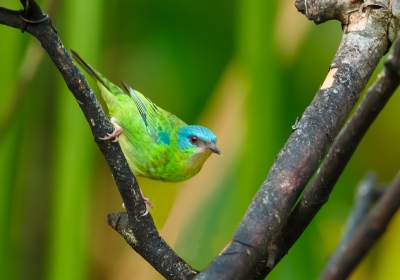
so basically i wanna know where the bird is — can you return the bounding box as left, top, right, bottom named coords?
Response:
left=71, top=50, right=221, bottom=215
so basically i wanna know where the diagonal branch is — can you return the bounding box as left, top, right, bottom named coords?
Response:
left=319, top=171, right=400, bottom=280
left=318, top=173, right=382, bottom=279
left=338, top=173, right=380, bottom=247
left=0, top=1, right=196, bottom=279
left=248, top=15, right=400, bottom=280
left=195, top=1, right=398, bottom=279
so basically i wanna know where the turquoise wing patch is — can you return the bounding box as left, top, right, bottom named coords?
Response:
left=122, top=82, right=171, bottom=145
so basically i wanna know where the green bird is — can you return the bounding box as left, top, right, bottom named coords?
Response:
left=71, top=50, right=221, bottom=215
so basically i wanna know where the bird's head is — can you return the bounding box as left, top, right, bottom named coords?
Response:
left=177, top=125, right=221, bottom=156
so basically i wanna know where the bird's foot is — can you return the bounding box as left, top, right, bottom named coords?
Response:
left=140, top=189, right=154, bottom=216
left=100, top=118, right=123, bottom=142
left=121, top=189, right=154, bottom=216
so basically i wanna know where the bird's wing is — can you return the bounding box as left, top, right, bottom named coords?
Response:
left=121, top=82, right=185, bottom=145
left=71, top=50, right=185, bottom=145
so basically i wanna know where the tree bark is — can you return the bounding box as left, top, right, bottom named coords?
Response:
left=195, top=1, right=399, bottom=279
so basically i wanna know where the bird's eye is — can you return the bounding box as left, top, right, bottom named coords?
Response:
left=189, top=136, right=198, bottom=145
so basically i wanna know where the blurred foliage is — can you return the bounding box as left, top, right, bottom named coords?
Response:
left=1, top=0, right=400, bottom=279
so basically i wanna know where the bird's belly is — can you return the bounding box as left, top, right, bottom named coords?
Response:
left=117, top=135, right=183, bottom=181
left=145, top=162, right=198, bottom=182
left=118, top=134, right=209, bottom=182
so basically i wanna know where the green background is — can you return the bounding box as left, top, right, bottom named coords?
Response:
left=1, top=0, right=399, bottom=279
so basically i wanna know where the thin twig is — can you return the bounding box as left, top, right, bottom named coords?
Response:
left=319, top=173, right=378, bottom=278
left=341, top=173, right=378, bottom=246
left=319, top=171, right=400, bottom=280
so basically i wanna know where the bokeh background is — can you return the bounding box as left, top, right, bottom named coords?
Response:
left=1, top=0, right=400, bottom=279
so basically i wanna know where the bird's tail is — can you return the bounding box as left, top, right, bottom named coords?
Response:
left=71, top=50, right=126, bottom=111
left=71, top=50, right=107, bottom=87
left=70, top=49, right=111, bottom=91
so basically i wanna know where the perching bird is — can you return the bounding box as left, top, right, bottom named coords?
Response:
left=71, top=50, right=221, bottom=215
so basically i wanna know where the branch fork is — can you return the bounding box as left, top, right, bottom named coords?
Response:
left=1, top=0, right=400, bottom=279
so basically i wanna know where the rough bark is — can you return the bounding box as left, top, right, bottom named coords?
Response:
left=195, top=1, right=399, bottom=279
left=246, top=1, right=400, bottom=278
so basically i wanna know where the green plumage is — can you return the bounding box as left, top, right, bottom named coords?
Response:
left=71, top=50, right=220, bottom=183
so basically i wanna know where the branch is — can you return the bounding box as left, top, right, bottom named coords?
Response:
left=0, top=1, right=196, bottom=279
left=318, top=173, right=381, bottom=279
left=195, top=1, right=397, bottom=279
left=248, top=9, right=400, bottom=279
left=339, top=173, right=380, bottom=247
left=319, top=171, right=400, bottom=279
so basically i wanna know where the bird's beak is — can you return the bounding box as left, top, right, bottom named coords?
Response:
left=208, top=142, right=222, bottom=155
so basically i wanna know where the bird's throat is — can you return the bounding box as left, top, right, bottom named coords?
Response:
left=186, top=150, right=212, bottom=174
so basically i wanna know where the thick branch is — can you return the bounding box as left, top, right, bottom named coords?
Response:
left=0, top=1, right=196, bottom=279
left=195, top=2, right=396, bottom=279
left=248, top=18, right=400, bottom=280
left=319, top=172, right=400, bottom=280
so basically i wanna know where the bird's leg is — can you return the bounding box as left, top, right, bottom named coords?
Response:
left=140, top=189, right=154, bottom=216
left=100, top=117, right=123, bottom=142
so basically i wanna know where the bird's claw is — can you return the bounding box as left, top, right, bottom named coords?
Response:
left=100, top=118, right=123, bottom=142
left=121, top=190, right=154, bottom=216
left=100, top=132, right=121, bottom=142
left=140, top=189, right=154, bottom=216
